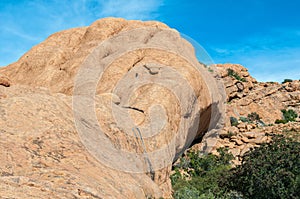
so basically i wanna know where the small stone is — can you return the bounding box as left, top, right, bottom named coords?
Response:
left=246, top=124, right=253, bottom=130
left=229, top=148, right=240, bottom=157
left=231, top=139, right=243, bottom=146
left=254, top=135, right=268, bottom=144
left=241, top=136, right=250, bottom=143
left=239, top=128, right=246, bottom=132
left=228, top=126, right=239, bottom=134
left=219, top=130, right=231, bottom=138
left=240, top=144, right=253, bottom=156
left=231, top=159, right=242, bottom=166
left=243, top=132, right=256, bottom=138
left=237, top=123, right=246, bottom=129
left=223, top=142, right=235, bottom=149
left=230, top=135, right=238, bottom=140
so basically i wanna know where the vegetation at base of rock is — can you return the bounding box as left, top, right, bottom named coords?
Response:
left=227, top=68, right=246, bottom=82
left=225, top=134, right=300, bottom=199
left=171, top=148, right=235, bottom=199
left=282, top=79, right=293, bottom=84
left=227, top=131, right=236, bottom=138
left=247, top=112, right=260, bottom=122
left=171, top=133, right=300, bottom=199
left=239, top=112, right=262, bottom=124
left=230, top=116, right=239, bottom=126
left=239, top=116, right=248, bottom=123
left=232, top=112, right=263, bottom=127
left=275, top=109, right=298, bottom=124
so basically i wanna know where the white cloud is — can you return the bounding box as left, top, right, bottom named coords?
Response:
left=99, top=0, right=163, bottom=20
left=2, top=26, right=41, bottom=42
left=0, top=0, right=163, bottom=66
left=210, top=29, right=300, bottom=82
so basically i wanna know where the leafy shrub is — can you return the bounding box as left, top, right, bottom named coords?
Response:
left=282, top=79, right=293, bottom=84
left=225, top=134, right=300, bottom=199
left=247, top=112, right=260, bottom=122
left=173, top=186, right=200, bottom=199
left=239, top=112, right=262, bottom=124
left=282, top=109, right=298, bottom=122
left=230, top=116, right=239, bottom=127
left=275, top=109, right=298, bottom=124
left=227, top=69, right=246, bottom=82
left=240, top=116, right=249, bottom=123
left=171, top=148, right=235, bottom=198
left=171, top=132, right=300, bottom=199
left=227, top=131, right=236, bottom=138
left=275, top=119, right=286, bottom=124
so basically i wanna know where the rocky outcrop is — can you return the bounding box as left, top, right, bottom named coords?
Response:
left=0, top=18, right=224, bottom=198
left=0, top=85, right=163, bottom=199
left=194, top=64, right=300, bottom=164
left=0, top=74, right=11, bottom=87
left=0, top=18, right=169, bottom=95
left=210, top=121, right=300, bottom=165
left=215, top=64, right=300, bottom=124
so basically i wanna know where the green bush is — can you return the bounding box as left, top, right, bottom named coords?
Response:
left=240, top=116, right=249, bottom=123
left=275, top=109, right=298, bottom=124
left=173, top=186, right=200, bottom=199
left=282, top=79, right=293, bottom=84
left=227, top=69, right=246, bottom=82
left=282, top=109, right=298, bottom=122
left=239, top=113, right=262, bottom=124
left=247, top=112, right=260, bottom=122
left=275, top=119, right=286, bottom=124
left=171, top=133, right=300, bottom=199
left=226, top=134, right=300, bottom=199
left=171, top=148, right=235, bottom=198
left=230, top=116, right=239, bottom=127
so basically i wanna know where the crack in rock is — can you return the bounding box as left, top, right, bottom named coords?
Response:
left=143, top=65, right=160, bottom=75
left=122, top=106, right=145, bottom=113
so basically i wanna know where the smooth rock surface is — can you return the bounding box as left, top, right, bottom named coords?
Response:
left=0, top=18, right=224, bottom=198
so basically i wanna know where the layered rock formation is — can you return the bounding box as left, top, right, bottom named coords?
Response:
left=196, top=64, right=300, bottom=164
left=215, top=64, right=299, bottom=124
left=0, top=18, right=224, bottom=198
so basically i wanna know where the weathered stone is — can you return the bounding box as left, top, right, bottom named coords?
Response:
left=243, top=132, right=257, bottom=139
left=223, top=142, right=236, bottom=149
left=231, top=139, right=243, bottom=146
left=241, top=136, right=250, bottom=143
left=0, top=74, right=11, bottom=87
left=0, top=17, right=230, bottom=198
left=229, top=148, right=241, bottom=157
left=253, top=135, right=268, bottom=144
left=239, top=144, right=254, bottom=156
left=246, top=124, right=253, bottom=130
left=227, top=126, right=239, bottom=134
left=237, top=123, right=246, bottom=129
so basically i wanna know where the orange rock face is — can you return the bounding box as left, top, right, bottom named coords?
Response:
left=0, top=18, right=225, bottom=198
left=215, top=64, right=299, bottom=124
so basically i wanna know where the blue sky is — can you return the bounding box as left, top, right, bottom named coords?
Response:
left=0, top=0, right=299, bottom=82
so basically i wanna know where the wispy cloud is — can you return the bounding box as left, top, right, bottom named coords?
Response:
left=2, top=26, right=41, bottom=42
left=209, top=29, right=300, bottom=82
left=0, top=0, right=163, bottom=66
left=99, top=0, right=163, bottom=20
